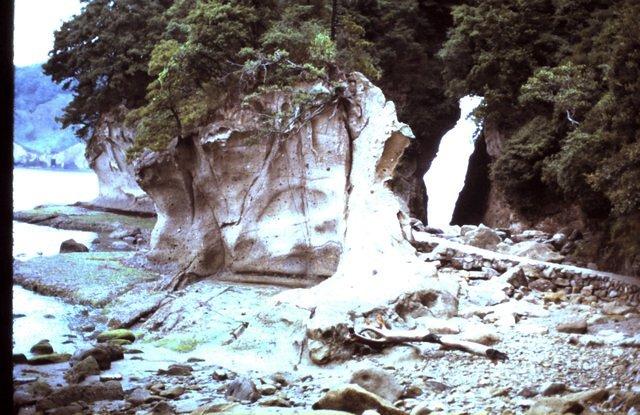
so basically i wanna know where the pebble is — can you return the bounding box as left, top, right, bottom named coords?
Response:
left=157, top=364, right=193, bottom=376
left=160, top=386, right=185, bottom=399
left=556, top=319, right=588, bottom=334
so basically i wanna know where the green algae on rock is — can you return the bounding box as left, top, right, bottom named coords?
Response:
left=27, top=353, right=71, bottom=365
left=13, top=252, right=161, bottom=307
left=14, top=205, right=156, bottom=233
left=97, top=329, right=136, bottom=343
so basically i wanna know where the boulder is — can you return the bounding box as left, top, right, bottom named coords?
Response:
left=462, top=225, right=502, bottom=250
left=601, top=303, right=635, bottom=316
left=110, top=240, right=130, bottom=250
left=313, top=384, right=407, bottom=415
left=556, top=319, right=588, bottom=334
left=540, top=382, right=567, bottom=396
left=526, top=388, right=608, bottom=415
left=30, top=339, right=54, bottom=355
left=349, top=367, right=403, bottom=402
left=64, top=355, right=100, bottom=384
left=28, top=353, right=71, bottom=365
left=37, top=380, right=124, bottom=410
left=127, top=387, right=158, bottom=406
left=465, top=278, right=510, bottom=307
left=96, top=328, right=135, bottom=343
left=71, top=344, right=124, bottom=370
left=157, top=364, right=193, bottom=376
left=500, top=241, right=564, bottom=263
left=528, top=279, right=554, bottom=292
left=547, top=233, right=567, bottom=249
left=225, top=377, right=260, bottom=403
left=159, top=386, right=185, bottom=400
left=59, top=239, right=89, bottom=253
left=500, top=266, right=527, bottom=289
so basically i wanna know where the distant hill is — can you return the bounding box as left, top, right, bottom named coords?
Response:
left=14, top=64, right=80, bottom=154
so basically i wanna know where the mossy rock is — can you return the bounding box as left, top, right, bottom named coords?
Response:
left=97, top=329, right=135, bottom=343
left=30, top=340, right=54, bottom=355
left=107, top=338, right=132, bottom=347
left=28, top=353, right=71, bottom=365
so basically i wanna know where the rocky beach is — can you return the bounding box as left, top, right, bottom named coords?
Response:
left=11, top=2, right=640, bottom=411
left=11, top=75, right=640, bottom=414
left=12, top=202, right=640, bottom=415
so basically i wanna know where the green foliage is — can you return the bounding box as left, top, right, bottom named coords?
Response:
left=491, top=116, right=558, bottom=213
left=443, top=0, right=640, bottom=225
left=519, top=63, right=601, bottom=122
left=47, top=0, right=459, bottom=163
left=43, top=0, right=172, bottom=138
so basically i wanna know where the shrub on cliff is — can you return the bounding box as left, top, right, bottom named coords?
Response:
left=43, top=0, right=172, bottom=139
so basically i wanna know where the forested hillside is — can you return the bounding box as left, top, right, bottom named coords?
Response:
left=14, top=65, right=78, bottom=154
left=440, top=0, right=640, bottom=272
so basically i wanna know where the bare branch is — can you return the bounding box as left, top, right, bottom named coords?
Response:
left=349, top=325, right=508, bottom=363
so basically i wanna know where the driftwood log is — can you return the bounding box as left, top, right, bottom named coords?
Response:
left=349, top=326, right=508, bottom=363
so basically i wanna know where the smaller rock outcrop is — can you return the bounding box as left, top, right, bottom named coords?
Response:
left=60, top=239, right=89, bottom=253
left=86, top=112, right=155, bottom=214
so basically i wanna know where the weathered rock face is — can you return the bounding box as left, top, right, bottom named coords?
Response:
left=134, top=73, right=421, bottom=282
left=86, top=114, right=155, bottom=214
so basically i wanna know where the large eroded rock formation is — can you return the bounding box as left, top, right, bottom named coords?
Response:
left=134, top=73, right=432, bottom=285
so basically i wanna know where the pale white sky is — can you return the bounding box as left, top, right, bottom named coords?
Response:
left=13, top=0, right=83, bottom=66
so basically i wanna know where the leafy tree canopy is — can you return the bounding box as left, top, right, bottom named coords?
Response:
left=45, top=0, right=460, bottom=161
left=43, top=0, right=173, bottom=138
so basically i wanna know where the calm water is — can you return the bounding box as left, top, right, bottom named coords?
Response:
left=13, top=167, right=100, bottom=355
left=13, top=167, right=100, bottom=260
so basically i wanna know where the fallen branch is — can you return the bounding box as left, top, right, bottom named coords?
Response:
left=221, top=321, right=249, bottom=346
left=349, top=326, right=508, bottom=363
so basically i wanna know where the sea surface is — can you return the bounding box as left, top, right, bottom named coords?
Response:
left=13, top=167, right=99, bottom=260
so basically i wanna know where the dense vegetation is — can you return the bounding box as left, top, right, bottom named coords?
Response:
left=14, top=65, right=78, bottom=153
left=44, top=0, right=459, bottom=159
left=440, top=0, right=640, bottom=267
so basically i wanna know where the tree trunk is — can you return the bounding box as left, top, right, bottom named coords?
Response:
left=330, top=0, right=339, bottom=41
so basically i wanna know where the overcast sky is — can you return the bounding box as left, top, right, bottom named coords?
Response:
left=14, top=0, right=83, bottom=66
